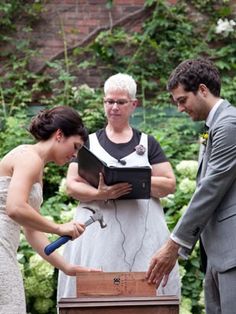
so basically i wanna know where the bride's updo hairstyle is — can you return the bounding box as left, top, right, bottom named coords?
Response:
left=29, top=106, right=88, bottom=142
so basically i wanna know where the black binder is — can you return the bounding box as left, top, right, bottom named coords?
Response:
left=78, top=146, right=151, bottom=199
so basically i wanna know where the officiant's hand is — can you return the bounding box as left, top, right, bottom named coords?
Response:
left=97, top=173, right=132, bottom=200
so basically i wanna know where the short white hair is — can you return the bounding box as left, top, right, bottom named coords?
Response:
left=104, top=73, right=137, bottom=99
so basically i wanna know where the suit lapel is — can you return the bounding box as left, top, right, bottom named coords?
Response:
left=210, top=100, right=230, bottom=129
left=196, top=101, right=230, bottom=182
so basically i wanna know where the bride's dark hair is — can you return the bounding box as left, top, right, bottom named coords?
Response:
left=28, top=106, right=88, bottom=141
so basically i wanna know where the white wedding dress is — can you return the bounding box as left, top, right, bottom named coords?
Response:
left=0, top=176, right=43, bottom=314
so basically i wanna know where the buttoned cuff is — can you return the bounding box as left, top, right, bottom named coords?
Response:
left=170, top=234, right=192, bottom=249
left=177, top=246, right=191, bottom=260
left=170, top=234, right=192, bottom=260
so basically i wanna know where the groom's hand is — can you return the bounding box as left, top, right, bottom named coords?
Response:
left=146, top=239, right=179, bottom=287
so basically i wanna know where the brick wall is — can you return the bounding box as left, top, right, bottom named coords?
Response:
left=27, top=0, right=236, bottom=74
left=30, top=0, right=148, bottom=73
left=1, top=0, right=236, bottom=88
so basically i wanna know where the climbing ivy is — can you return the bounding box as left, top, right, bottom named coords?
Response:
left=0, top=0, right=236, bottom=313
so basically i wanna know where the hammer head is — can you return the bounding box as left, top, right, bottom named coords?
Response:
left=82, top=206, right=107, bottom=228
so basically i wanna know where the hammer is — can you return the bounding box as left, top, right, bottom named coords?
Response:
left=44, top=207, right=107, bottom=256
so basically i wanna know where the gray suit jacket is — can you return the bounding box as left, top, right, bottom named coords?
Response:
left=173, top=100, right=236, bottom=272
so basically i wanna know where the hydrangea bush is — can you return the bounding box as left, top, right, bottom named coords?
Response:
left=162, top=159, right=205, bottom=314
left=1, top=0, right=236, bottom=313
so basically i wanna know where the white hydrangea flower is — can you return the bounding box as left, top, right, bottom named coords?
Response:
left=71, top=86, right=77, bottom=92
left=180, top=205, right=188, bottom=216
left=59, top=177, right=67, bottom=195
left=180, top=296, right=192, bottom=314
left=176, top=160, right=198, bottom=179
left=215, top=18, right=236, bottom=36
left=25, top=276, right=54, bottom=298
left=17, top=252, right=24, bottom=261
left=72, top=84, right=94, bottom=100
left=20, top=232, right=26, bottom=242
left=179, top=264, right=186, bottom=281
left=198, top=289, right=206, bottom=311
left=79, top=84, right=95, bottom=94
left=34, top=297, right=54, bottom=314
left=179, top=178, right=196, bottom=194
left=72, top=88, right=80, bottom=99
left=160, top=194, right=175, bottom=208
left=60, top=208, right=74, bottom=222
left=29, top=254, right=54, bottom=278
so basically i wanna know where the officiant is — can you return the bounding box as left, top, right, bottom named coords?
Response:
left=57, top=73, right=180, bottom=300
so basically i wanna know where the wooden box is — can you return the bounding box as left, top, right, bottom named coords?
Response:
left=76, top=272, right=156, bottom=297
left=58, top=272, right=179, bottom=313
left=58, top=296, right=179, bottom=314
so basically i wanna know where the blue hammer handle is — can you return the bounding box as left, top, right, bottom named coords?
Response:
left=44, top=217, right=95, bottom=256
left=44, top=235, right=72, bottom=256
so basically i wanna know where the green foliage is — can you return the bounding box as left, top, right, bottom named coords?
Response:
left=40, top=179, right=77, bottom=223
left=63, top=84, right=106, bottom=133
left=140, top=114, right=201, bottom=166
left=0, top=111, right=33, bottom=155
left=0, top=40, right=47, bottom=119
left=161, top=159, right=205, bottom=313
left=0, top=1, right=45, bottom=121
left=0, top=1, right=43, bottom=36
left=65, top=0, right=236, bottom=120
left=188, top=0, right=230, bottom=13
left=1, top=0, right=236, bottom=313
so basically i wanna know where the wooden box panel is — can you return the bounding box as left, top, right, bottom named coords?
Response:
left=58, top=296, right=179, bottom=314
left=76, top=272, right=156, bottom=297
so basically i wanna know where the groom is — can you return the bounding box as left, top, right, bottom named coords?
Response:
left=146, top=58, right=236, bottom=314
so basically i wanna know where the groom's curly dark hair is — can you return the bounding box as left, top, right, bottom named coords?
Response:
left=167, top=58, right=221, bottom=97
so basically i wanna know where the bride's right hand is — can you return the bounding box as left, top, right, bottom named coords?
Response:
left=57, top=221, right=85, bottom=240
